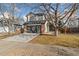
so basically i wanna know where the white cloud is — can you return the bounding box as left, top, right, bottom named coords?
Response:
left=3, top=12, right=10, bottom=18
left=0, top=15, right=3, bottom=19
left=23, top=16, right=27, bottom=22
left=14, top=7, right=21, bottom=12
left=0, top=12, right=10, bottom=19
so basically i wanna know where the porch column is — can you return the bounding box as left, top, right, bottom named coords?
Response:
left=45, top=21, right=49, bottom=33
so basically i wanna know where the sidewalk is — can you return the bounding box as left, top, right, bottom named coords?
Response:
left=2, top=33, right=39, bottom=42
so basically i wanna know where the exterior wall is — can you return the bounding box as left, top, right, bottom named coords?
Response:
left=35, top=16, right=38, bottom=21
left=26, top=16, right=28, bottom=22
left=27, top=15, right=31, bottom=21
left=26, top=13, right=34, bottom=21
left=24, top=25, right=28, bottom=32
left=44, top=21, right=49, bottom=33
left=24, top=21, right=50, bottom=33
left=41, top=24, right=45, bottom=33
left=43, top=15, right=45, bottom=20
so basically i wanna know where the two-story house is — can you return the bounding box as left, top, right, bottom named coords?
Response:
left=23, top=12, right=54, bottom=33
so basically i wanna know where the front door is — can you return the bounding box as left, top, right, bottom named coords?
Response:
left=31, top=26, right=36, bottom=33
left=36, top=25, right=41, bottom=33
left=31, top=25, right=41, bottom=33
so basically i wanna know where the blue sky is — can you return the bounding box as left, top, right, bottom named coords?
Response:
left=0, top=3, right=78, bottom=19
left=16, top=6, right=31, bottom=17
left=14, top=4, right=38, bottom=18
left=0, top=3, right=34, bottom=18
left=14, top=4, right=33, bottom=18
left=0, top=3, right=79, bottom=25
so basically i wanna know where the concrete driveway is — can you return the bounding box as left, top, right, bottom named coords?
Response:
left=2, top=33, right=39, bottom=42
left=0, top=41, right=79, bottom=56
left=0, top=33, right=79, bottom=56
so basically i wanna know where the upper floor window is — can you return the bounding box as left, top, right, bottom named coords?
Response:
left=38, top=16, right=43, bottom=20
left=30, top=16, right=35, bottom=21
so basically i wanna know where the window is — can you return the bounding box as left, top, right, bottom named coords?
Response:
left=38, top=16, right=43, bottom=21
left=30, top=16, right=34, bottom=21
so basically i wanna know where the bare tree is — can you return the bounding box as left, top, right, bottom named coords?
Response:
left=33, top=3, right=78, bottom=36
left=0, top=3, right=20, bottom=34
left=0, top=3, right=9, bottom=32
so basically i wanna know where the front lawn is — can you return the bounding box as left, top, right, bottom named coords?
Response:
left=29, top=34, right=79, bottom=48
left=0, top=32, right=20, bottom=39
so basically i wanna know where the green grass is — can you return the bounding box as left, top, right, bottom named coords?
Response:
left=29, top=34, right=79, bottom=48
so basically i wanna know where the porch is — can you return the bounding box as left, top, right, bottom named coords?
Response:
left=26, top=24, right=41, bottom=33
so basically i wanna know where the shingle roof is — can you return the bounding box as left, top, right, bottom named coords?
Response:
left=23, top=20, right=46, bottom=25
left=26, top=12, right=45, bottom=17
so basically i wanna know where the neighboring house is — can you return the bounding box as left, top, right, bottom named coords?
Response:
left=23, top=12, right=54, bottom=33
left=0, top=20, right=9, bottom=32
left=67, top=18, right=79, bottom=28
left=63, top=16, right=79, bottom=33
left=0, top=21, right=21, bottom=33
left=0, top=27, right=9, bottom=33
left=14, top=24, right=22, bottom=31
left=0, top=16, right=20, bottom=33
left=68, top=17, right=79, bottom=33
